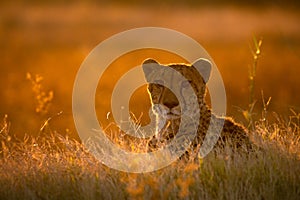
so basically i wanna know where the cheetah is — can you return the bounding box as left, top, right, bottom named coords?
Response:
left=142, top=58, right=252, bottom=159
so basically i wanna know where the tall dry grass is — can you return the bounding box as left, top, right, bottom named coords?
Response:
left=0, top=107, right=299, bottom=199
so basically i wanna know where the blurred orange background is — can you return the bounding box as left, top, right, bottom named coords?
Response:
left=1, top=1, right=299, bottom=138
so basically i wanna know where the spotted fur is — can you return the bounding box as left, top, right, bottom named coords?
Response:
left=142, top=58, right=252, bottom=159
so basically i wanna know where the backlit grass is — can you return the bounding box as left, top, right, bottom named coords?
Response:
left=0, top=111, right=299, bottom=199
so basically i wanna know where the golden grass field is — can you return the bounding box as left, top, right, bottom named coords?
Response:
left=0, top=1, right=300, bottom=199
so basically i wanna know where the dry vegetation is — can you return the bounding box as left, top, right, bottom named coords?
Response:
left=0, top=110, right=299, bottom=199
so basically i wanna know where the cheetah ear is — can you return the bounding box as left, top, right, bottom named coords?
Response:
left=192, top=58, right=212, bottom=83
left=142, top=58, right=159, bottom=81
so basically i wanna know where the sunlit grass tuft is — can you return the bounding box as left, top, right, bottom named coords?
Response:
left=243, top=36, right=263, bottom=130
left=26, top=73, right=54, bottom=116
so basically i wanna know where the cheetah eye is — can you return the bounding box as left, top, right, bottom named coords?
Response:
left=149, top=83, right=163, bottom=93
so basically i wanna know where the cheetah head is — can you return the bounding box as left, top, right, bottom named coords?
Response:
left=142, top=58, right=211, bottom=120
